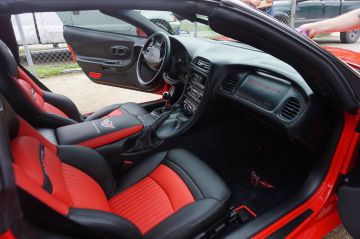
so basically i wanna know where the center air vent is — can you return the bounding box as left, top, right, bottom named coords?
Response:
left=221, top=74, right=239, bottom=93
left=194, top=57, right=211, bottom=71
left=280, top=97, right=301, bottom=121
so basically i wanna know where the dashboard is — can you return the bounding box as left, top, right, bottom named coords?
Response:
left=165, top=35, right=324, bottom=151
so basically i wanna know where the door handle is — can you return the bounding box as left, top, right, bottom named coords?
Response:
left=101, top=60, right=130, bottom=72
left=111, top=46, right=130, bottom=58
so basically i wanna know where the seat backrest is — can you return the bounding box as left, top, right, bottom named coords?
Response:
left=0, top=40, right=79, bottom=127
left=1, top=94, right=71, bottom=214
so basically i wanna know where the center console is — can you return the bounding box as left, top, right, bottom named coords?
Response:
left=141, top=57, right=211, bottom=140
left=182, top=62, right=208, bottom=115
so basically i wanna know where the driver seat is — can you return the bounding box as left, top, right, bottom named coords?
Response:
left=0, top=39, right=148, bottom=127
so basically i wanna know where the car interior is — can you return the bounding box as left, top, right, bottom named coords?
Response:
left=1, top=1, right=360, bottom=239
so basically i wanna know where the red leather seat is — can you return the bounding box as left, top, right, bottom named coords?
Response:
left=1, top=95, right=230, bottom=239
left=0, top=40, right=148, bottom=128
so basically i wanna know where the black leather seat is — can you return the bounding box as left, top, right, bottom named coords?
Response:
left=0, top=39, right=148, bottom=128
left=2, top=94, right=231, bottom=238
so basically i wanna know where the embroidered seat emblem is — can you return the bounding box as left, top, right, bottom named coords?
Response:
left=100, top=118, right=115, bottom=129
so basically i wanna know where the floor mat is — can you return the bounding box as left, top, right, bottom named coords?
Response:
left=162, top=116, right=313, bottom=216
left=209, top=130, right=312, bottom=215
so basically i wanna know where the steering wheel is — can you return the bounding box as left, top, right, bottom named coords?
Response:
left=136, top=32, right=171, bottom=86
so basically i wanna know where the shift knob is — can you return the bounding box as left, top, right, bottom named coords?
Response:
left=162, top=91, right=171, bottom=101
left=162, top=91, right=171, bottom=110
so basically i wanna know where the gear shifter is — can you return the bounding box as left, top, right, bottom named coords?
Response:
left=162, top=91, right=171, bottom=110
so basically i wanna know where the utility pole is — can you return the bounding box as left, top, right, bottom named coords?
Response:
left=289, top=0, right=297, bottom=28
left=14, top=15, right=37, bottom=76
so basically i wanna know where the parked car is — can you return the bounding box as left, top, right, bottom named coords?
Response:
left=2, top=1, right=360, bottom=239
left=273, top=0, right=360, bottom=43
left=12, top=11, right=180, bottom=46
left=11, top=12, right=64, bottom=45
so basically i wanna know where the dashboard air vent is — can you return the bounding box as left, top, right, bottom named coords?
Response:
left=280, top=97, right=301, bottom=121
left=221, top=74, right=238, bottom=93
left=194, top=58, right=211, bottom=71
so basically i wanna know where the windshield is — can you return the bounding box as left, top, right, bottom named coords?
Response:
left=140, top=11, right=223, bottom=40
left=142, top=5, right=360, bottom=70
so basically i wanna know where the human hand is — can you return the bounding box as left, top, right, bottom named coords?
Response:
left=242, top=0, right=261, bottom=7
left=251, top=0, right=261, bottom=7
left=298, top=23, right=318, bottom=38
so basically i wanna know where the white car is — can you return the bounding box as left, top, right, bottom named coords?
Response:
left=12, top=10, right=180, bottom=45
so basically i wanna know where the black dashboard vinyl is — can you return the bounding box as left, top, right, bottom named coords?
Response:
left=166, top=36, right=328, bottom=151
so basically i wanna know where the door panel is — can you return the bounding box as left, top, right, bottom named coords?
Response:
left=323, top=0, right=341, bottom=19
left=64, top=25, right=163, bottom=92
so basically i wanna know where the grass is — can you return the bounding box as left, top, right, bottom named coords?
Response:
left=25, top=63, right=80, bottom=78
left=314, top=33, right=332, bottom=39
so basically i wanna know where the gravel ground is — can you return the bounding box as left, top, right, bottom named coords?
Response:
left=39, top=72, right=160, bottom=114
left=325, top=225, right=353, bottom=239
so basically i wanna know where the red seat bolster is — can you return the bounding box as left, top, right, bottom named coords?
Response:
left=11, top=135, right=110, bottom=214
left=44, top=102, right=69, bottom=118
left=16, top=79, right=45, bottom=112
left=18, top=117, right=56, bottom=152
left=18, top=67, right=44, bottom=96
left=16, top=68, right=69, bottom=118
left=13, top=164, right=70, bottom=215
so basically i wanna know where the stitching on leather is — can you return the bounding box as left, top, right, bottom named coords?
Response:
left=119, top=105, right=130, bottom=114
left=165, top=160, right=204, bottom=199
left=164, top=156, right=204, bottom=200
left=61, top=163, right=74, bottom=207
left=113, top=152, right=166, bottom=195
left=147, top=176, right=175, bottom=212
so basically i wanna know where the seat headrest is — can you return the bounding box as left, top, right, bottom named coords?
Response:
left=0, top=94, right=20, bottom=139
left=0, top=40, right=18, bottom=78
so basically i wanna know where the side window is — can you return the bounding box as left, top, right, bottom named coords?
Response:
left=139, top=11, right=177, bottom=34
left=13, top=10, right=160, bottom=114
left=57, top=10, right=137, bottom=36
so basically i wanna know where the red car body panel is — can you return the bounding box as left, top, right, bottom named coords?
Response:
left=323, top=46, right=360, bottom=70
left=0, top=231, right=16, bottom=239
